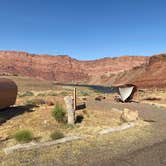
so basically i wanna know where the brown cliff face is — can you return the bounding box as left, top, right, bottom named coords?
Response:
left=0, top=51, right=88, bottom=82
left=0, top=51, right=147, bottom=83
left=131, top=54, right=166, bottom=88
left=111, top=54, right=166, bottom=88
left=80, top=56, right=148, bottom=76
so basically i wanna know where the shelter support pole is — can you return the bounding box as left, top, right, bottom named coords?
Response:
left=73, top=88, right=77, bottom=111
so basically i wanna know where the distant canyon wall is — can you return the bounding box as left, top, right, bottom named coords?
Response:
left=0, top=51, right=147, bottom=83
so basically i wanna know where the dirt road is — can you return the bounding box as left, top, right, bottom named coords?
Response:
left=82, top=101, right=166, bottom=166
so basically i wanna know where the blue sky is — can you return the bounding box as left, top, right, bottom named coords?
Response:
left=0, top=0, right=166, bottom=60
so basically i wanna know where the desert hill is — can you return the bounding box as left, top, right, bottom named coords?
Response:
left=0, top=50, right=147, bottom=81
left=0, top=51, right=165, bottom=88
left=101, top=54, right=166, bottom=88
left=130, top=54, right=166, bottom=88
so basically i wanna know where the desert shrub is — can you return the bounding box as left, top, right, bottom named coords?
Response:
left=80, top=91, right=89, bottom=96
left=37, top=92, right=58, bottom=97
left=25, top=98, right=45, bottom=106
left=50, top=131, right=64, bottom=140
left=52, top=102, right=66, bottom=123
left=14, top=129, right=33, bottom=143
left=48, top=93, right=58, bottom=96
left=60, top=91, right=68, bottom=96
left=20, top=91, right=34, bottom=97
left=37, top=93, right=46, bottom=97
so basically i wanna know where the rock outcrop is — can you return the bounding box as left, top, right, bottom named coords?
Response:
left=111, top=54, right=166, bottom=88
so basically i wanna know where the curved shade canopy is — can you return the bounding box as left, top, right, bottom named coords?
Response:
left=119, top=86, right=134, bottom=102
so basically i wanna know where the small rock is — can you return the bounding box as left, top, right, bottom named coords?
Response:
left=121, top=108, right=139, bottom=122
left=95, top=96, right=105, bottom=101
left=46, top=100, right=54, bottom=106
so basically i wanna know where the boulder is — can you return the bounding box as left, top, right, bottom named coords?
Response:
left=95, top=96, right=106, bottom=101
left=46, top=100, right=54, bottom=106
left=121, top=108, right=139, bottom=122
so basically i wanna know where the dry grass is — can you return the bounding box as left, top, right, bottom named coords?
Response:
left=136, top=89, right=166, bottom=107
left=0, top=76, right=122, bottom=149
left=0, top=97, right=122, bottom=148
left=0, top=121, right=152, bottom=166
left=0, top=75, right=158, bottom=165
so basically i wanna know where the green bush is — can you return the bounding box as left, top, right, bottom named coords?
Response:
left=25, top=98, right=45, bottom=106
left=50, top=131, right=64, bottom=140
left=19, top=91, right=34, bottom=97
left=52, top=102, right=66, bottom=123
left=80, top=91, right=89, bottom=96
left=14, top=130, right=33, bottom=143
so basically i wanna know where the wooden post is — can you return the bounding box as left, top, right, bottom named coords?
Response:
left=64, top=96, right=75, bottom=125
left=73, top=88, right=77, bottom=111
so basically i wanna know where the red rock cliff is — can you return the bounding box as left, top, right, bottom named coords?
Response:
left=111, top=54, right=166, bottom=88
left=0, top=51, right=148, bottom=83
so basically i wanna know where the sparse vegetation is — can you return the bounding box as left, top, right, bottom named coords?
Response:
left=25, top=98, right=45, bottom=106
left=37, top=92, right=58, bottom=96
left=37, top=93, right=46, bottom=97
left=14, top=129, right=33, bottom=143
left=80, top=91, right=89, bottom=96
left=60, top=91, right=68, bottom=96
left=0, top=75, right=160, bottom=164
left=48, top=92, right=58, bottom=96
left=50, top=131, right=64, bottom=140
left=19, top=91, right=34, bottom=97
left=52, top=102, right=66, bottom=123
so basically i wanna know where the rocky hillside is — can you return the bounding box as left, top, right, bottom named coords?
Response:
left=0, top=51, right=165, bottom=88
left=108, top=54, right=166, bottom=88
left=131, top=54, right=166, bottom=88
left=0, top=51, right=147, bottom=83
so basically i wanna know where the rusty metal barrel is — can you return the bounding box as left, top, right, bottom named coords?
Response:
left=0, top=78, right=17, bottom=109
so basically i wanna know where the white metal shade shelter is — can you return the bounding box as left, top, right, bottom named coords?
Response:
left=115, top=84, right=137, bottom=102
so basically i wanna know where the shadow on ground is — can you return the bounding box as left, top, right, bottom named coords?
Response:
left=0, top=105, right=37, bottom=124
left=54, top=83, right=118, bottom=94
left=75, top=115, right=84, bottom=123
